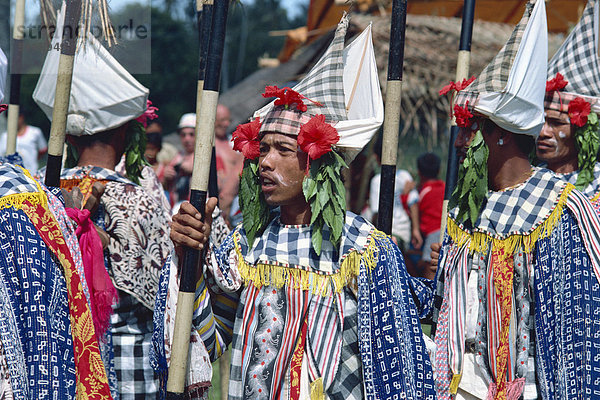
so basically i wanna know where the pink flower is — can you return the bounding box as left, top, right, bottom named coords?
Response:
left=0, top=104, right=6, bottom=114
left=568, top=97, right=591, bottom=127
left=136, top=100, right=159, bottom=128
left=454, top=102, right=473, bottom=128
left=232, top=118, right=261, bottom=159
left=297, top=114, right=339, bottom=161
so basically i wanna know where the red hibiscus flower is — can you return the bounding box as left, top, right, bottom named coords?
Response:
left=0, top=104, right=6, bottom=114
left=439, top=76, right=475, bottom=96
left=262, top=86, right=322, bottom=112
left=232, top=118, right=261, bottom=159
left=454, top=102, right=473, bottom=128
left=298, top=114, right=339, bottom=162
left=546, top=72, right=568, bottom=93
left=568, top=97, right=591, bottom=127
left=135, top=100, right=159, bottom=128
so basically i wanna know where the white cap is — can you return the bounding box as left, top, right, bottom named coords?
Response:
left=178, top=113, right=196, bottom=130
left=32, top=2, right=148, bottom=136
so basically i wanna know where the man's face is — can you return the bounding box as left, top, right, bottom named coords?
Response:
left=454, top=123, right=478, bottom=163
left=536, top=109, right=577, bottom=168
left=179, top=128, right=195, bottom=154
left=145, top=143, right=160, bottom=162
left=259, top=133, right=308, bottom=207
left=215, top=106, right=231, bottom=140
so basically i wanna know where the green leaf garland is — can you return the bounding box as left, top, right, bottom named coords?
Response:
left=303, top=150, right=347, bottom=255
left=449, top=130, right=489, bottom=227
left=574, top=111, right=599, bottom=190
left=124, top=120, right=150, bottom=185
left=239, top=158, right=271, bottom=247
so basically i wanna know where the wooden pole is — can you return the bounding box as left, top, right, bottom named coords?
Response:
left=377, top=0, right=408, bottom=235
left=44, top=0, right=82, bottom=187
left=197, top=1, right=220, bottom=200
left=439, top=0, right=476, bottom=239
left=166, top=1, right=229, bottom=398
left=6, top=0, right=25, bottom=155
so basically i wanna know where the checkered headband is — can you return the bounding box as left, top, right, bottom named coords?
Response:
left=545, top=0, right=600, bottom=113
left=259, top=13, right=349, bottom=136
left=455, top=2, right=535, bottom=112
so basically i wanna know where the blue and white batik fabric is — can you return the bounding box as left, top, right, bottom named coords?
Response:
left=0, top=163, right=76, bottom=400
left=153, top=211, right=436, bottom=400
left=433, top=167, right=600, bottom=400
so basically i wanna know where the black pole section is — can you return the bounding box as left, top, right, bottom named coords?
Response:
left=444, top=0, right=476, bottom=201
left=6, top=0, right=25, bottom=157
left=45, top=0, right=82, bottom=188
left=198, top=2, right=219, bottom=200
left=166, top=1, right=229, bottom=397
left=377, top=0, right=408, bottom=235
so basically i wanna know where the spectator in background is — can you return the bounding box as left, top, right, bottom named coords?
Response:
left=166, top=113, right=196, bottom=204
left=144, top=120, right=168, bottom=184
left=368, top=165, right=421, bottom=252
left=415, top=152, right=444, bottom=279
left=213, top=104, right=243, bottom=223
left=0, top=111, right=47, bottom=172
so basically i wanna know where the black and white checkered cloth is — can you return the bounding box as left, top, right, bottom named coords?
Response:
left=450, top=168, right=569, bottom=238
left=111, top=291, right=158, bottom=400
left=239, top=212, right=372, bottom=274
left=545, top=0, right=600, bottom=112
left=455, top=1, right=535, bottom=111
left=0, top=162, right=39, bottom=197
left=260, top=14, right=349, bottom=135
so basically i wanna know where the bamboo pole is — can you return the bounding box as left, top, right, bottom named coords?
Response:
left=439, top=0, right=476, bottom=239
left=197, top=1, right=220, bottom=200
left=44, top=0, right=82, bottom=187
left=6, top=0, right=25, bottom=155
left=377, top=0, right=408, bottom=235
left=166, top=1, right=229, bottom=398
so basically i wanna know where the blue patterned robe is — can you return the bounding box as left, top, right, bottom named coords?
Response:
left=153, top=211, right=436, bottom=400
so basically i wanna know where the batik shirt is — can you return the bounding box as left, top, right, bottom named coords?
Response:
left=0, top=162, right=111, bottom=399
left=154, top=211, right=437, bottom=400
left=434, top=167, right=600, bottom=400
left=57, top=165, right=173, bottom=400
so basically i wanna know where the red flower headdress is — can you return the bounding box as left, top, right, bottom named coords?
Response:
left=298, top=114, right=339, bottom=172
left=454, top=101, right=474, bottom=128
left=545, top=72, right=569, bottom=111
left=262, top=86, right=323, bottom=112
left=135, top=100, right=159, bottom=128
left=439, top=76, right=476, bottom=96
left=439, top=76, right=476, bottom=121
left=568, top=96, right=592, bottom=127
left=232, top=117, right=261, bottom=159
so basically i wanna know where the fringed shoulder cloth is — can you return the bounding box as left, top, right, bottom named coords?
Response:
left=434, top=167, right=600, bottom=400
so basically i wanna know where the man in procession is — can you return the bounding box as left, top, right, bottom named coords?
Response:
left=536, top=0, right=600, bottom=211
left=33, top=9, right=173, bottom=398
left=433, top=0, right=600, bottom=399
left=155, top=15, right=437, bottom=400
